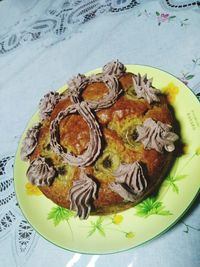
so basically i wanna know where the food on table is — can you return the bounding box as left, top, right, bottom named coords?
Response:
left=21, top=60, right=179, bottom=219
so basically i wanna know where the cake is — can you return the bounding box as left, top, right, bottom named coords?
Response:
left=20, top=60, right=179, bottom=219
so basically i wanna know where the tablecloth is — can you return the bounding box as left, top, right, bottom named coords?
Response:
left=0, top=1, right=200, bottom=266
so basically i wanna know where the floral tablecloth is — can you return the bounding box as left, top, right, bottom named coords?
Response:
left=0, top=1, right=200, bottom=267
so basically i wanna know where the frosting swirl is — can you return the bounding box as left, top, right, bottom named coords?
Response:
left=50, top=102, right=102, bottom=167
left=133, top=74, right=160, bottom=104
left=27, top=156, right=56, bottom=186
left=50, top=67, right=123, bottom=167
left=39, top=91, right=61, bottom=120
left=109, top=183, right=136, bottom=202
left=68, top=73, right=122, bottom=111
left=69, top=169, right=98, bottom=219
left=87, top=74, right=122, bottom=111
left=20, top=123, right=41, bottom=161
left=68, top=74, right=89, bottom=103
left=103, top=60, right=126, bottom=77
left=136, top=118, right=179, bottom=153
left=110, top=162, right=147, bottom=201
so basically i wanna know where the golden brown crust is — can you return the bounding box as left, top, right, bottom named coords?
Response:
left=60, top=114, right=90, bottom=155
left=82, top=82, right=109, bottom=100
left=30, top=71, right=176, bottom=214
left=119, top=72, right=135, bottom=91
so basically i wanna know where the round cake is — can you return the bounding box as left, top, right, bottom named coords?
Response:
left=20, top=60, right=179, bottom=219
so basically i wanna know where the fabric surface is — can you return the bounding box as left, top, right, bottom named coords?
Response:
left=0, top=1, right=200, bottom=266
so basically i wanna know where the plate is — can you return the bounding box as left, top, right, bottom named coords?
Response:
left=14, top=65, right=200, bottom=254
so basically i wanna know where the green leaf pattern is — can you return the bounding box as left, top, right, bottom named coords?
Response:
left=163, top=174, right=188, bottom=194
left=88, top=217, right=106, bottom=237
left=47, top=206, right=74, bottom=226
left=87, top=215, right=134, bottom=239
left=135, top=197, right=172, bottom=218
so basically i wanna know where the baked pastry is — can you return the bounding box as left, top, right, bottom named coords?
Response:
left=21, top=60, right=179, bottom=219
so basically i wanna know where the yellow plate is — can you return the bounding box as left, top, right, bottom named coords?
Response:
left=14, top=65, right=200, bottom=254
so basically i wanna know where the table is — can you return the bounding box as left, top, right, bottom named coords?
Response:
left=0, top=1, right=200, bottom=266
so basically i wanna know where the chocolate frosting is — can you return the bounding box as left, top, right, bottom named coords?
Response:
left=136, top=118, right=179, bottom=153
left=133, top=74, right=160, bottom=104
left=68, top=74, right=89, bottom=103
left=49, top=61, right=126, bottom=167
left=103, top=60, right=126, bottom=77
left=39, top=91, right=60, bottom=120
left=87, top=74, right=122, bottom=111
left=110, top=162, right=147, bottom=201
left=68, top=73, right=122, bottom=111
left=50, top=102, right=102, bottom=167
left=27, top=157, right=56, bottom=186
left=69, top=169, right=98, bottom=219
left=20, top=123, right=41, bottom=161
left=109, top=183, right=137, bottom=202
